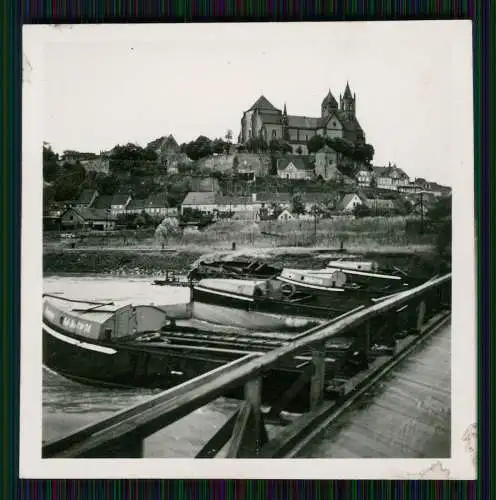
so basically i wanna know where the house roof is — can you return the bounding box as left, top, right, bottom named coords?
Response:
left=127, top=199, right=145, bottom=210
left=215, top=195, right=258, bottom=206
left=257, top=192, right=292, bottom=204
left=145, top=192, right=168, bottom=208
left=277, top=157, right=313, bottom=171
left=182, top=191, right=217, bottom=206
left=77, top=189, right=98, bottom=205
left=316, top=145, right=337, bottom=155
left=248, top=95, right=280, bottom=112
left=64, top=207, right=116, bottom=221
left=337, top=193, right=360, bottom=210
left=300, top=192, right=334, bottom=204
left=111, top=193, right=131, bottom=206
left=91, top=195, right=113, bottom=209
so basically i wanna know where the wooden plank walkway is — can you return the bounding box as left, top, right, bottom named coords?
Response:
left=298, top=321, right=451, bottom=458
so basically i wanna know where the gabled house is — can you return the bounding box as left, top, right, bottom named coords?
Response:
left=75, top=189, right=99, bottom=209
left=256, top=192, right=292, bottom=210
left=143, top=192, right=170, bottom=218
left=372, top=164, right=409, bottom=191
left=91, top=195, right=113, bottom=210
left=337, top=193, right=363, bottom=212
left=181, top=191, right=218, bottom=216
left=126, top=198, right=146, bottom=215
left=277, top=209, right=295, bottom=221
left=110, top=193, right=132, bottom=216
left=276, top=156, right=314, bottom=180
left=60, top=207, right=116, bottom=231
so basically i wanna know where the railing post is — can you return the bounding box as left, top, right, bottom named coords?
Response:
left=219, top=376, right=269, bottom=458
left=416, top=299, right=426, bottom=333
left=309, top=343, right=326, bottom=411
left=244, top=376, right=264, bottom=452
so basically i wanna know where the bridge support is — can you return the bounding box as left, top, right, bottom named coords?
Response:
left=310, top=343, right=326, bottom=411
left=226, top=377, right=268, bottom=458
left=196, top=409, right=240, bottom=458
left=267, top=364, right=314, bottom=418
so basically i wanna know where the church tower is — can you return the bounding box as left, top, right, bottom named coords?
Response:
left=282, top=103, right=290, bottom=141
left=321, top=89, right=339, bottom=118
left=339, top=82, right=356, bottom=120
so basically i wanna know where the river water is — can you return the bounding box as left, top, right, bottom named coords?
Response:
left=42, top=276, right=255, bottom=458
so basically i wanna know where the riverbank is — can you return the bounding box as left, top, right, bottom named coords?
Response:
left=43, top=243, right=448, bottom=279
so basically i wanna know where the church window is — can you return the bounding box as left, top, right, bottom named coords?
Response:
left=333, top=121, right=337, bottom=127
left=272, top=130, right=277, bottom=138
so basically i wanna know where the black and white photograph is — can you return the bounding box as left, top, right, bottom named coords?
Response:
left=21, top=21, right=475, bottom=479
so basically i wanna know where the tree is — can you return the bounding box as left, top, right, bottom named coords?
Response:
left=270, top=202, right=283, bottom=218
left=211, top=138, right=227, bottom=155
left=353, top=204, right=372, bottom=218
left=291, top=193, right=306, bottom=215
left=43, top=143, right=59, bottom=182
left=96, top=173, right=120, bottom=195
left=246, top=137, right=268, bottom=153
left=184, top=135, right=213, bottom=161
left=307, top=135, right=326, bottom=154
left=428, top=195, right=452, bottom=221
left=269, top=139, right=292, bottom=155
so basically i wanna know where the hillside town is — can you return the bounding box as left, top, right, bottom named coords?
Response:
left=43, top=85, right=451, bottom=233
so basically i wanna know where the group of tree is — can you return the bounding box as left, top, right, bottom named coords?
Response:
left=241, top=137, right=292, bottom=155
left=179, top=130, right=233, bottom=161
left=307, top=135, right=375, bottom=165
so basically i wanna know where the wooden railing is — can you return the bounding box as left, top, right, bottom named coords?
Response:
left=43, top=273, right=451, bottom=459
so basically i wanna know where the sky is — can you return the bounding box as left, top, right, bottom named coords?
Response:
left=42, top=21, right=473, bottom=184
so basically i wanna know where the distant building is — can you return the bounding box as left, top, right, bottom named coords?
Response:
left=314, top=145, right=340, bottom=181
left=356, top=167, right=374, bottom=187
left=240, top=83, right=366, bottom=154
left=110, top=193, right=132, bottom=216
left=74, top=189, right=99, bottom=210
left=372, top=164, right=409, bottom=191
left=337, top=193, right=363, bottom=212
left=60, top=207, right=116, bottom=231
left=143, top=192, right=170, bottom=218
left=277, top=209, right=295, bottom=221
left=276, top=156, right=314, bottom=180
left=363, top=197, right=397, bottom=214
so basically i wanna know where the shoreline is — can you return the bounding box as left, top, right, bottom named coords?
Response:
left=43, top=243, right=447, bottom=279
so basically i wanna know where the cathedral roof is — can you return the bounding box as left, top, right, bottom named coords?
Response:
left=248, top=95, right=280, bottom=112
left=287, top=115, right=320, bottom=129
left=343, top=82, right=353, bottom=99
left=322, top=89, right=338, bottom=109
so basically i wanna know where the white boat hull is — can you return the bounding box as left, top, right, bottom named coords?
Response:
left=191, top=301, right=321, bottom=332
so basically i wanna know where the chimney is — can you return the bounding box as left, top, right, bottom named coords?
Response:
left=252, top=193, right=257, bottom=202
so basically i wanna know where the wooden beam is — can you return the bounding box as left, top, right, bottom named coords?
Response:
left=267, top=364, right=314, bottom=418
left=225, top=402, right=252, bottom=458
left=195, top=409, right=240, bottom=458
left=309, top=343, right=326, bottom=411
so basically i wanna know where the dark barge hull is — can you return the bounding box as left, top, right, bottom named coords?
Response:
left=43, top=318, right=356, bottom=413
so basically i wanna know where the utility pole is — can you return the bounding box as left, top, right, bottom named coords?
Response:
left=419, top=191, right=424, bottom=234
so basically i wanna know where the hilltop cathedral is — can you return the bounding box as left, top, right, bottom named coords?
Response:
left=239, top=82, right=365, bottom=154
